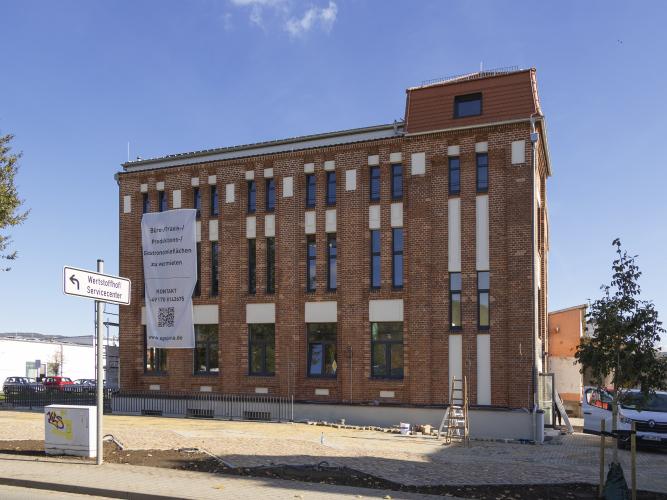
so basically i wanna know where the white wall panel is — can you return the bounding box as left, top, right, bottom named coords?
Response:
left=209, top=220, right=219, bottom=241
left=246, top=303, right=275, bottom=324
left=411, top=152, right=425, bottom=175
left=265, top=214, right=275, bottom=237
left=263, top=168, right=273, bottom=178
left=123, top=195, right=131, bottom=213
left=369, top=299, right=404, bottom=322
left=156, top=181, right=164, bottom=191
left=512, top=140, right=526, bottom=164
left=477, top=334, right=491, bottom=405
left=225, top=183, right=235, bottom=203
left=447, top=145, right=460, bottom=156
left=324, top=160, right=335, bottom=171
left=246, top=216, right=256, bottom=239
left=283, top=176, right=294, bottom=197
left=390, top=203, right=403, bottom=228
left=305, top=211, right=316, bottom=234
left=476, top=195, right=489, bottom=271
left=345, top=169, right=357, bottom=191
left=196, top=220, right=201, bottom=242
left=304, top=163, right=315, bottom=173
left=191, top=177, right=199, bottom=187
left=325, top=209, right=336, bottom=233
left=449, top=335, right=462, bottom=399
left=389, top=152, right=402, bottom=163
left=208, top=175, right=217, bottom=185
left=245, top=170, right=254, bottom=180
left=369, top=205, right=381, bottom=230
left=140, top=183, right=148, bottom=193
left=475, top=142, right=488, bottom=153
left=172, top=190, right=181, bottom=209
left=305, top=301, right=337, bottom=322
left=448, top=198, right=461, bottom=272
left=367, top=155, right=379, bottom=166
left=194, top=305, right=218, bottom=324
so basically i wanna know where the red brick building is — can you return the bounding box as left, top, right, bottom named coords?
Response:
left=117, top=67, right=551, bottom=412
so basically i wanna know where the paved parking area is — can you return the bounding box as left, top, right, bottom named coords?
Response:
left=1, top=411, right=665, bottom=493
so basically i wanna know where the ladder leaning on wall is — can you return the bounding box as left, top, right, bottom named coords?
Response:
left=437, top=376, right=470, bottom=447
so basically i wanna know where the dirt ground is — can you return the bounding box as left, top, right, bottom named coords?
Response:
left=0, top=439, right=665, bottom=500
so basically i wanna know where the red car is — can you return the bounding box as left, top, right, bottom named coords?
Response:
left=43, top=376, right=74, bottom=390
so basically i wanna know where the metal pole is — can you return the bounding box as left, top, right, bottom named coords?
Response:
left=599, top=419, right=605, bottom=498
left=96, top=259, right=104, bottom=465
left=631, top=421, right=637, bottom=500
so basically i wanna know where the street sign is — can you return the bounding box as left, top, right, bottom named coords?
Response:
left=63, top=266, right=131, bottom=305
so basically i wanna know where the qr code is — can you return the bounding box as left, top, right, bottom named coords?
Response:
left=158, top=307, right=175, bottom=328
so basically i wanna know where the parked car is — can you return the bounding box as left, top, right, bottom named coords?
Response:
left=73, top=379, right=97, bottom=386
left=64, top=379, right=98, bottom=393
left=2, top=376, right=43, bottom=394
left=42, top=376, right=74, bottom=390
left=583, top=386, right=667, bottom=448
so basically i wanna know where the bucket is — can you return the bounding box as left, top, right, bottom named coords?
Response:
left=399, top=422, right=410, bottom=435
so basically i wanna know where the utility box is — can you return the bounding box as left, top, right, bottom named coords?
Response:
left=44, top=405, right=97, bottom=458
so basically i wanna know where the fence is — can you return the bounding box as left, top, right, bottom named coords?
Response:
left=112, top=390, right=293, bottom=422
left=1, top=387, right=293, bottom=422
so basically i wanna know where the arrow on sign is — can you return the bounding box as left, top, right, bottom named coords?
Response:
left=69, top=275, right=80, bottom=290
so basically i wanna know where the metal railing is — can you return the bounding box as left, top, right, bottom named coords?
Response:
left=1, top=387, right=293, bottom=422
left=111, top=390, right=293, bottom=422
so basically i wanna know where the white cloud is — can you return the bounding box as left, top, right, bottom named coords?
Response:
left=222, top=12, right=234, bottom=31
left=227, top=0, right=338, bottom=36
left=285, top=2, right=337, bottom=37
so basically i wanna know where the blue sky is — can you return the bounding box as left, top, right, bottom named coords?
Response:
left=1, top=1, right=666, bottom=348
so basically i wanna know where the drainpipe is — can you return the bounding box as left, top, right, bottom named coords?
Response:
left=530, top=115, right=540, bottom=442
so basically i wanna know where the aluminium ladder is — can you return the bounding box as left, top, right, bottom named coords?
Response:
left=438, top=376, right=470, bottom=447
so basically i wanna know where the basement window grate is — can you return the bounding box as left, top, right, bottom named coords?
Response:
left=141, top=409, right=163, bottom=416
left=186, top=408, right=214, bottom=419
left=243, top=410, right=271, bottom=421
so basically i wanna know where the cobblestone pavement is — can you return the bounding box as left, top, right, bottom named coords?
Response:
left=1, top=411, right=665, bottom=493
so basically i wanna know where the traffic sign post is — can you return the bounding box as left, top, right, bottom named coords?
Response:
left=63, top=262, right=131, bottom=465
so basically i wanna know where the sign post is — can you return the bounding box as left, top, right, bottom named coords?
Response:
left=63, top=262, right=131, bottom=465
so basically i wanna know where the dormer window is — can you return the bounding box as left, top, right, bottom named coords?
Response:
left=454, top=93, right=482, bottom=118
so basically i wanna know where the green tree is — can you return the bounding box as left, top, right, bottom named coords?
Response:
left=576, top=238, right=667, bottom=462
left=0, top=133, right=29, bottom=271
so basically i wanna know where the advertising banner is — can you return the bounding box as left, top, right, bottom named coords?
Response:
left=141, top=209, right=197, bottom=348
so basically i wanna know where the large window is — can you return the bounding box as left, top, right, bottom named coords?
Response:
left=211, top=242, right=219, bottom=296
left=307, top=236, right=316, bottom=292
left=266, top=237, right=275, bottom=294
left=478, top=271, right=490, bottom=329
left=193, top=187, right=201, bottom=218
left=449, top=157, right=460, bottom=195
left=306, top=174, right=316, bottom=208
left=476, top=153, right=488, bottom=192
left=142, top=193, right=150, bottom=214
left=327, top=235, right=337, bottom=291
left=248, top=239, right=256, bottom=294
left=450, top=272, right=462, bottom=330
left=247, top=180, right=256, bottom=213
left=210, top=185, right=218, bottom=216
left=370, top=230, right=381, bottom=289
left=454, top=93, right=482, bottom=118
left=326, top=171, right=336, bottom=205
left=249, top=324, right=275, bottom=376
left=158, top=190, right=167, bottom=212
left=391, top=164, right=403, bottom=199
left=370, top=166, right=380, bottom=201
left=266, top=178, right=276, bottom=212
left=371, top=322, right=403, bottom=379
left=392, top=228, right=403, bottom=289
left=307, top=323, right=337, bottom=377
left=194, top=325, right=219, bottom=374
left=194, top=243, right=201, bottom=297
left=144, top=327, right=167, bottom=373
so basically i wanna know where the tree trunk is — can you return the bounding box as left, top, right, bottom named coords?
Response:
left=612, top=398, right=619, bottom=463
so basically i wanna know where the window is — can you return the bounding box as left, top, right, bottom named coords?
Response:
left=249, top=324, right=275, bottom=376
left=306, top=174, right=316, bottom=208
left=371, top=322, right=403, bottom=379
left=307, top=323, right=337, bottom=377
left=142, top=193, right=150, bottom=214
left=454, top=93, right=482, bottom=118
left=194, top=325, right=219, bottom=374
left=194, top=243, right=201, bottom=297
left=266, top=178, right=275, bottom=212
left=476, top=153, right=488, bottom=192
left=327, top=235, right=337, bottom=291
left=449, top=157, right=460, bottom=195
left=158, top=190, right=167, bottom=212
left=450, top=273, right=462, bottom=330
left=391, top=164, right=403, bottom=199
left=210, top=185, right=218, bottom=216
left=370, top=166, right=380, bottom=201
left=478, top=271, right=490, bottom=329
left=392, top=228, right=403, bottom=288
left=247, top=180, right=256, bottom=213
left=211, top=242, right=219, bottom=296
left=266, top=237, right=275, bottom=294
left=144, top=327, right=167, bottom=373
left=248, top=239, right=256, bottom=294
left=370, top=230, right=381, bottom=289
left=193, top=187, right=201, bottom=218
left=307, top=236, right=316, bottom=292
left=326, top=171, right=336, bottom=205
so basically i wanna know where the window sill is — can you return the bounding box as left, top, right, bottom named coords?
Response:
left=307, top=375, right=337, bottom=380
left=143, top=372, right=168, bottom=377
left=248, top=373, right=275, bottom=378
left=193, top=372, right=219, bottom=377
left=370, top=376, right=404, bottom=381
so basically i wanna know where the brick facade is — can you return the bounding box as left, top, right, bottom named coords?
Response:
left=118, top=68, right=551, bottom=409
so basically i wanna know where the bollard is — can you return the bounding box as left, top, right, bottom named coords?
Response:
left=631, top=421, right=636, bottom=500
left=599, top=419, right=605, bottom=498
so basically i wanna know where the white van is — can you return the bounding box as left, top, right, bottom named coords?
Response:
left=583, top=387, right=667, bottom=448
